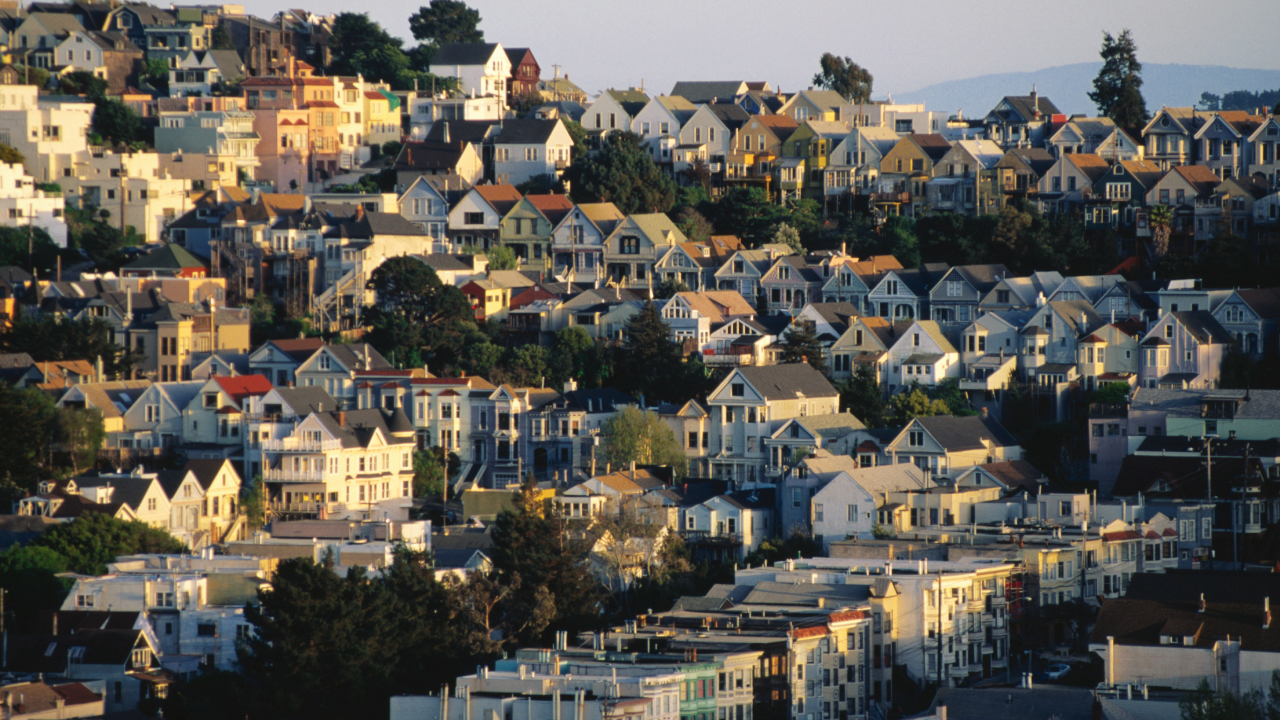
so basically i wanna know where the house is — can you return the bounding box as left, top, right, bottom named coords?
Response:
left=392, top=140, right=484, bottom=187
left=758, top=255, right=823, bottom=314
left=167, top=49, right=245, bottom=97
left=712, top=248, right=781, bottom=300
left=1090, top=572, right=1280, bottom=693
left=879, top=133, right=953, bottom=215
left=682, top=489, right=774, bottom=562
left=581, top=89, right=648, bottom=136
left=809, top=471, right=880, bottom=552
left=1192, top=111, right=1266, bottom=181
left=653, top=242, right=720, bottom=291
left=1076, top=321, right=1143, bottom=394
left=119, top=243, right=207, bottom=279
left=261, top=406, right=415, bottom=519
left=1247, top=115, right=1280, bottom=187
left=448, top=184, right=522, bottom=251
left=658, top=290, right=755, bottom=351
left=702, top=363, right=839, bottom=483
left=792, top=301, right=859, bottom=345
left=883, top=414, right=1023, bottom=479
left=978, top=271, right=1064, bottom=313
left=780, top=119, right=850, bottom=199
left=499, top=192, right=574, bottom=269
left=632, top=95, right=697, bottom=148
left=926, top=139, right=1004, bottom=215
left=156, top=458, right=243, bottom=547
left=862, top=266, right=934, bottom=321
left=680, top=103, right=748, bottom=171
left=182, top=374, right=273, bottom=449
left=154, top=110, right=259, bottom=180
left=1215, top=175, right=1271, bottom=239
left=726, top=114, right=798, bottom=185
left=1036, top=153, right=1110, bottom=217
left=883, top=320, right=959, bottom=392
left=1089, top=159, right=1165, bottom=253
left=492, top=118, right=573, bottom=186
left=992, top=147, right=1056, bottom=207
left=1212, top=287, right=1280, bottom=357
left=826, top=126, right=902, bottom=197
left=293, top=342, right=394, bottom=407
left=505, top=47, right=540, bottom=98
left=0, top=161, right=67, bottom=247
left=927, top=264, right=1010, bottom=326
left=534, top=76, right=587, bottom=104
left=429, top=42, right=509, bottom=100
left=1143, top=161, right=1242, bottom=246
left=1138, top=311, right=1233, bottom=389
left=397, top=175, right=457, bottom=250
left=776, top=89, right=853, bottom=124
left=246, top=337, right=325, bottom=388
left=828, top=316, right=902, bottom=381
left=1018, top=299, right=1105, bottom=383
left=602, top=213, right=688, bottom=287
left=669, top=81, right=750, bottom=104
left=700, top=315, right=787, bottom=370
left=983, top=88, right=1061, bottom=149
left=1047, top=117, right=1141, bottom=161
left=1141, top=107, right=1207, bottom=169
left=0, top=627, right=161, bottom=714
left=557, top=287, right=645, bottom=341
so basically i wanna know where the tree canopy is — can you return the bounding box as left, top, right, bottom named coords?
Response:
left=812, top=53, right=874, bottom=104
left=363, top=256, right=474, bottom=370
left=779, top=322, right=827, bottom=374
left=31, top=513, right=186, bottom=575
left=568, top=132, right=675, bottom=215
left=409, top=0, right=484, bottom=49
left=613, top=302, right=709, bottom=405
left=601, top=406, right=688, bottom=477
left=327, top=13, right=417, bottom=88
left=1088, top=29, right=1148, bottom=127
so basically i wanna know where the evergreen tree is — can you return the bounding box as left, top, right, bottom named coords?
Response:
left=616, top=302, right=683, bottom=403
left=837, top=364, right=885, bottom=427
left=779, top=321, right=828, bottom=374
left=409, top=0, right=484, bottom=48
left=1088, top=29, right=1148, bottom=127
left=327, top=13, right=412, bottom=86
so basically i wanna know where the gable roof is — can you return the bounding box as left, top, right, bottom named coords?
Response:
left=524, top=193, right=575, bottom=226
left=1171, top=164, right=1223, bottom=195
left=212, top=374, right=273, bottom=406
left=260, top=337, right=325, bottom=363
left=669, top=81, right=749, bottom=104
left=121, top=243, right=207, bottom=272
left=1168, top=310, right=1234, bottom=345
left=734, top=363, right=837, bottom=401
left=431, top=42, right=501, bottom=67
left=912, top=415, right=1019, bottom=451
left=604, top=89, right=650, bottom=117
left=493, top=118, right=562, bottom=145
left=474, top=184, right=523, bottom=216
left=991, top=92, right=1061, bottom=123
left=1064, top=153, right=1111, bottom=183
left=1234, top=288, right=1280, bottom=320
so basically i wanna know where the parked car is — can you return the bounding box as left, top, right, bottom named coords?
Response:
left=1046, top=663, right=1071, bottom=681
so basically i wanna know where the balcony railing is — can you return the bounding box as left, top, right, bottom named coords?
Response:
left=262, top=467, right=326, bottom=483
left=262, top=437, right=341, bottom=452
left=680, top=530, right=742, bottom=545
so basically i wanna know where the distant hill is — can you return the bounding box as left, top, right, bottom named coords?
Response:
left=893, top=63, right=1280, bottom=118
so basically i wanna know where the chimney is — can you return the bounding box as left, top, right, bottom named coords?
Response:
left=1266, top=597, right=1271, bottom=629
left=337, top=411, right=346, bottom=426
left=936, top=705, right=947, bottom=720
left=1199, top=593, right=1206, bottom=613
left=443, top=122, right=450, bottom=144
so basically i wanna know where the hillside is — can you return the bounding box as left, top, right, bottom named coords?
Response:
left=893, top=62, right=1280, bottom=117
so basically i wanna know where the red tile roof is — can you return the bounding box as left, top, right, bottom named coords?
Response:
left=1104, top=531, right=1143, bottom=541
left=213, top=374, right=272, bottom=405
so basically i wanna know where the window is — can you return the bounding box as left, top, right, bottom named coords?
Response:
left=814, top=504, right=824, bottom=522
left=847, top=504, right=858, bottom=521
left=908, top=430, right=924, bottom=447
left=731, top=382, right=744, bottom=397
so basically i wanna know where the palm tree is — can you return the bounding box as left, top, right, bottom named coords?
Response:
left=1148, top=203, right=1173, bottom=263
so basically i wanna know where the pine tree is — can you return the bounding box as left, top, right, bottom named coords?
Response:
left=1088, top=29, right=1148, bottom=128
left=780, top=320, right=828, bottom=374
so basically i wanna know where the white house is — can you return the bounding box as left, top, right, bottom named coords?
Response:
left=0, top=161, right=67, bottom=246
left=492, top=118, right=573, bottom=186
left=398, top=175, right=451, bottom=250
left=884, top=320, right=960, bottom=392
left=428, top=42, right=509, bottom=101
left=810, top=471, right=877, bottom=553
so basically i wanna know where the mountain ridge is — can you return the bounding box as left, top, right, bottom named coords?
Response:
left=892, top=63, right=1280, bottom=118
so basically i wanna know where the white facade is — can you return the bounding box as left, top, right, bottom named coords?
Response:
left=0, top=92, right=93, bottom=183
left=0, top=161, right=67, bottom=246
left=428, top=43, right=509, bottom=100
left=810, top=471, right=877, bottom=553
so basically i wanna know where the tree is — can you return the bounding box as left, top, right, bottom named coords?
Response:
left=837, top=364, right=885, bottom=427
left=812, top=53, right=874, bottom=104
left=563, top=119, right=589, bottom=160
left=485, top=244, right=518, bottom=270
left=1178, top=677, right=1267, bottom=720
left=886, top=383, right=950, bottom=425
left=0, top=225, right=61, bottom=272
left=58, top=70, right=108, bottom=98
left=0, top=546, right=71, bottom=632
left=1149, top=203, right=1173, bottom=262
left=413, top=447, right=453, bottom=498
left=771, top=222, right=805, bottom=255
left=0, top=142, right=23, bottom=165
left=672, top=206, right=713, bottom=244
left=703, top=186, right=790, bottom=248
left=327, top=13, right=412, bottom=86
left=1088, top=29, right=1148, bottom=128
left=210, top=23, right=234, bottom=50
left=1, top=312, right=142, bottom=379
left=1089, top=381, right=1131, bottom=404
left=143, top=58, right=169, bottom=95
left=504, top=344, right=549, bottom=387
left=568, top=132, right=675, bottom=215
left=58, top=407, right=105, bottom=474
left=92, top=98, right=141, bottom=145
left=614, top=301, right=690, bottom=404
left=743, top=532, right=822, bottom=567
left=779, top=321, right=828, bottom=374
left=409, top=0, right=484, bottom=47
left=0, top=384, right=59, bottom=491
left=364, top=256, right=472, bottom=370
left=601, top=406, right=688, bottom=477
left=31, top=513, right=186, bottom=576
left=654, top=277, right=688, bottom=300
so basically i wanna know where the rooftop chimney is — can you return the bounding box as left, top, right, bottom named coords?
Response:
left=337, top=411, right=346, bottom=426
left=1199, top=593, right=1206, bottom=613
left=1266, top=597, right=1271, bottom=629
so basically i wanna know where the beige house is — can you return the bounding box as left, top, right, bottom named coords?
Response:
left=883, top=414, right=1023, bottom=479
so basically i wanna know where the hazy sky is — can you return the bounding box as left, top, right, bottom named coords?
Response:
left=255, top=0, right=1280, bottom=101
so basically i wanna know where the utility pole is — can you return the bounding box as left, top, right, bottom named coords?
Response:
left=1205, top=435, right=1213, bottom=501
left=936, top=573, right=943, bottom=688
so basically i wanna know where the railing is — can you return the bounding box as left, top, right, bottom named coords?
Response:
left=703, top=352, right=753, bottom=367
left=269, top=500, right=333, bottom=514
left=866, top=192, right=911, bottom=204
left=262, top=467, right=326, bottom=482
left=680, top=530, right=742, bottom=545
left=262, top=437, right=341, bottom=452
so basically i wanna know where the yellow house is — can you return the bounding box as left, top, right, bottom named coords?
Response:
left=460, top=278, right=511, bottom=321
left=781, top=120, right=850, bottom=199
left=363, top=89, right=401, bottom=156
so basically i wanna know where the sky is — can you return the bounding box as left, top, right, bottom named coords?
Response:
left=252, top=0, right=1280, bottom=101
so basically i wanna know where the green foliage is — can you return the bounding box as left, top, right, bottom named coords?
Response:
left=59, top=71, right=108, bottom=98
left=772, top=222, right=805, bottom=255
left=413, top=447, right=454, bottom=498
left=236, top=553, right=462, bottom=720
left=884, top=216, right=920, bottom=268
left=241, top=482, right=266, bottom=530
left=32, top=513, right=186, bottom=576
left=887, top=383, right=950, bottom=425
left=210, top=23, right=234, bottom=50
left=699, top=186, right=791, bottom=248
left=1, top=312, right=141, bottom=379
left=547, top=326, right=609, bottom=389
left=779, top=321, right=828, bottom=374
left=1199, top=88, right=1280, bottom=113
left=930, top=378, right=976, bottom=417
left=0, top=143, right=24, bottom=165
left=1090, top=382, right=1132, bottom=404
left=614, top=301, right=710, bottom=405
left=382, top=140, right=404, bottom=159
left=837, top=364, right=885, bottom=427
left=568, top=131, right=675, bottom=215
left=0, top=225, right=62, bottom=273
left=812, top=53, right=874, bottom=104
left=502, top=344, right=549, bottom=387
left=0, top=383, right=59, bottom=490
left=654, top=277, right=688, bottom=300
left=1089, top=29, right=1148, bottom=127
left=743, top=532, right=822, bottom=567
left=671, top=206, right=713, bottom=244
left=1177, top=677, right=1270, bottom=720
left=363, top=256, right=474, bottom=373
left=11, top=64, right=50, bottom=89
left=58, top=406, right=106, bottom=474
left=0, top=545, right=72, bottom=632
left=409, top=0, right=484, bottom=47
left=143, top=58, right=169, bottom=95
left=91, top=97, right=142, bottom=145
left=871, top=523, right=893, bottom=539
left=563, top=119, right=588, bottom=160
left=515, top=174, right=563, bottom=196
left=601, top=406, right=688, bottom=478
left=328, top=13, right=413, bottom=86
left=485, top=244, right=518, bottom=270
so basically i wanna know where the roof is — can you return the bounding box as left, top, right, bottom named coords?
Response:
left=1064, top=153, right=1111, bottom=183
left=669, top=81, right=748, bottom=104
left=912, top=415, right=1020, bottom=451
left=846, top=463, right=929, bottom=494
left=395, top=140, right=471, bottom=171
left=1171, top=164, right=1223, bottom=195
left=121, top=243, right=206, bottom=272
left=1091, top=590, right=1280, bottom=652
left=262, top=337, right=325, bottom=363
left=1235, top=288, right=1280, bottom=320
left=184, top=458, right=233, bottom=490
left=212, top=374, right=272, bottom=405
left=1168, top=311, right=1234, bottom=345
left=1110, top=453, right=1259, bottom=498
left=430, top=42, right=501, bottom=67
left=734, top=363, right=837, bottom=401
left=524, top=193, right=575, bottom=226
left=673, top=291, right=755, bottom=323
left=909, top=133, right=953, bottom=162
left=493, top=118, right=562, bottom=145
left=312, top=407, right=415, bottom=450
left=474, top=184, right=523, bottom=216
left=926, top=687, right=1094, bottom=720
left=604, top=89, right=649, bottom=117
left=992, top=92, right=1061, bottom=123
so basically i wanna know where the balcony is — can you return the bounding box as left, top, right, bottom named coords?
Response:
left=703, top=347, right=754, bottom=367
left=262, top=437, right=341, bottom=452
left=681, top=530, right=742, bottom=546
left=866, top=192, right=911, bottom=205
left=262, top=467, right=326, bottom=483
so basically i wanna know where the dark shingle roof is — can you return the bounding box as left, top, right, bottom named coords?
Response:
left=493, top=118, right=560, bottom=145
left=1171, top=311, right=1234, bottom=345
left=669, top=81, right=748, bottom=104
left=431, top=42, right=501, bottom=67
left=914, top=415, right=1019, bottom=452
left=735, top=363, right=837, bottom=401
